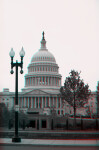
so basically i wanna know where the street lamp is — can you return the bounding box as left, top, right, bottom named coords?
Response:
left=9, top=47, right=25, bottom=142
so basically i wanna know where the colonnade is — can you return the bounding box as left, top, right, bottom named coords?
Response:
left=13, top=96, right=63, bottom=112
left=25, top=76, right=61, bottom=87
left=28, top=65, right=58, bottom=73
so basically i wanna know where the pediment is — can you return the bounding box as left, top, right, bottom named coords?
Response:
left=23, top=89, right=51, bottom=96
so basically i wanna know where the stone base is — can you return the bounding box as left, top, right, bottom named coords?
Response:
left=12, top=137, right=21, bottom=142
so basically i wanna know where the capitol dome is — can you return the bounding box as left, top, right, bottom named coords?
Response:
left=31, top=32, right=56, bottom=63
left=31, top=50, right=56, bottom=63
left=22, top=32, right=62, bottom=92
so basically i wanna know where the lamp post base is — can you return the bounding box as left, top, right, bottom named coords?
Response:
left=12, top=137, right=21, bottom=142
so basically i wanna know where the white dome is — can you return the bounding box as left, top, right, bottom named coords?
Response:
left=31, top=49, right=56, bottom=63
left=22, top=32, right=62, bottom=93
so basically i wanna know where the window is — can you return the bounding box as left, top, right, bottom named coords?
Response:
left=41, top=120, right=47, bottom=128
left=61, top=110, right=64, bottom=115
left=58, top=110, right=60, bottom=115
left=29, top=120, right=36, bottom=128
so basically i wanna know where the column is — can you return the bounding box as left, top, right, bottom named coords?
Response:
left=45, top=77, right=46, bottom=85
left=52, top=97, right=53, bottom=106
left=53, top=77, right=54, bottom=86
left=28, top=97, right=29, bottom=108
left=35, top=97, right=36, bottom=108
left=47, top=77, right=48, bottom=85
left=45, top=97, right=46, bottom=108
left=56, top=97, right=58, bottom=108
left=40, top=97, right=42, bottom=108
left=35, top=77, right=37, bottom=85
left=34, top=77, right=35, bottom=85
left=30, top=78, right=31, bottom=86
left=53, top=97, right=55, bottom=106
left=25, top=97, right=27, bottom=107
left=46, top=97, right=48, bottom=107
left=52, top=77, right=54, bottom=86
left=42, top=97, right=44, bottom=108
left=51, top=77, right=53, bottom=86
left=54, top=78, right=56, bottom=85
left=39, top=97, right=41, bottom=108
left=31, top=77, right=32, bottom=85
left=32, top=77, right=34, bottom=85
left=26, top=97, right=27, bottom=107
left=32, top=97, right=34, bottom=108
left=57, top=78, right=59, bottom=86
left=33, top=77, right=34, bottom=85
left=47, top=97, right=49, bottom=107
left=31, top=97, right=33, bottom=108
left=48, top=77, right=49, bottom=85
left=55, top=97, right=57, bottom=108
left=35, top=77, right=36, bottom=85
left=23, top=97, right=25, bottom=107
left=38, top=97, right=39, bottom=108
left=43, top=76, right=44, bottom=84
left=60, top=97, right=62, bottom=108
left=56, top=78, right=57, bottom=86
left=51, top=77, right=52, bottom=86
left=49, top=97, right=51, bottom=107
left=22, top=97, right=24, bottom=108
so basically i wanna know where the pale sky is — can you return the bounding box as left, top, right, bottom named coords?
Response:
left=0, top=0, right=99, bottom=92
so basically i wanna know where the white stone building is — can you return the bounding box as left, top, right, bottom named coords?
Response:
left=0, top=32, right=98, bottom=117
left=0, top=32, right=64, bottom=116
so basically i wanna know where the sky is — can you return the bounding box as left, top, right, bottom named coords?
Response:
left=0, top=0, right=99, bottom=92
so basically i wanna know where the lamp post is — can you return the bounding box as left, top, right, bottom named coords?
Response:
left=9, top=47, right=25, bottom=142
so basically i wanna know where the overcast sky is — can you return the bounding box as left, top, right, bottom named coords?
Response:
left=0, top=0, right=99, bottom=92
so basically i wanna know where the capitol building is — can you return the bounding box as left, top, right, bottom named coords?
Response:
left=0, top=32, right=65, bottom=117
left=0, top=32, right=98, bottom=122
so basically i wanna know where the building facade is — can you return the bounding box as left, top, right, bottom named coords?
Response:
left=0, top=32, right=65, bottom=116
left=0, top=32, right=98, bottom=118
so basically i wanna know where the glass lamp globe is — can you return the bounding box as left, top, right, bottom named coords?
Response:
left=19, top=47, right=25, bottom=57
left=9, top=48, right=15, bottom=57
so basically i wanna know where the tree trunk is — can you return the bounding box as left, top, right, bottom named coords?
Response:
left=74, top=91, right=76, bottom=129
